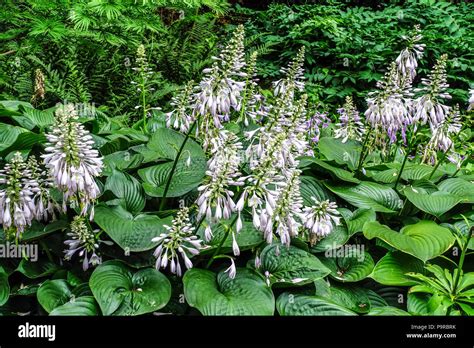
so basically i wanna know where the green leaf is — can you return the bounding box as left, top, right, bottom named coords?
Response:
left=363, top=221, right=455, bottom=262
left=403, top=186, right=462, bottom=217
left=438, top=178, right=474, bottom=203
left=16, top=259, right=59, bottom=279
left=307, top=158, right=360, bottom=183
left=147, top=127, right=204, bottom=161
left=276, top=293, right=357, bottom=316
left=259, top=244, right=331, bottom=286
left=339, top=208, right=376, bottom=235
left=316, top=283, right=371, bottom=314
left=94, top=205, right=172, bottom=252
left=0, top=123, right=25, bottom=151
left=407, top=293, right=430, bottom=315
left=310, top=225, right=350, bottom=252
left=37, top=280, right=72, bottom=313
left=0, top=129, right=45, bottom=156
left=20, top=107, right=55, bottom=128
left=321, top=249, right=374, bottom=282
left=90, top=260, right=171, bottom=316
left=49, top=296, right=100, bottom=316
left=183, top=268, right=274, bottom=316
left=366, top=306, right=411, bottom=316
left=318, top=137, right=361, bottom=170
left=0, top=266, right=9, bottom=306
left=371, top=252, right=425, bottom=286
left=300, top=176, right=332, bottom=204
left=326, top=181, right=401, bottom=213
left=105, top=170, right=145, bottom=213
left=22, top=219, right=69, bottom=241
left=139, top=160, right=206, bottom=198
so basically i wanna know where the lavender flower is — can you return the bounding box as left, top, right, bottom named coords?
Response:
left=0, top=152, right=38, bottom=239
left=42, top=103, right=103, bottom=218
left=334, top=96, right=365, bottom=143
left=224, top=258, right=237, bottom=279
left=64, top=216, right=108, bottom=271
left=273, top=47, right=306, bottom=99
left=307, top=110, right=330, bottom=144
left=414, top=54, right=451, bottom=127
left=302, top=198, right=341, bottom=246
left=395, top=25, right=425, bottom=80
left=468, top=89, right=474, bottom=111
left=196, top=131, right=244, bottom=249
left=152, top=207, right=203, bottom=277
left=166, top=80, right=196, bottom=133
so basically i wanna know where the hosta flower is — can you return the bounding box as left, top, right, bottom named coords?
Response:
left=42, top=103, right=103, bottom=218
left=468, top=89, right=474, bottom=111
left=194, top=25, right=246, bottom=142
left=64, top=216, right=109, bottom=271
left=196, top=131, right=244, bottom=248
left=224, top=258, right=237, bottom=279
left=395, top=25, right=425, bottom=80
left=27, top=157, right=60, bottom=222
left=307, top=110, right=330, bottom=144
left=152, top=207, right=203, bottom=277
left=334, top=96, right=365, bottom=143
left=0, top=152, right=38, bottom=239
left=414, top=54, right=451, bottom=127
left=365, top=62, right=412, bottom=143
left=302, top=198, right=341, bottom=245
left=166, top=80, right=196, bottom=133
left=258, top=168, right=304, bottom=246
left=239, top=51, right=266, bottom=126
left=273, top=46, right=305, bottom=99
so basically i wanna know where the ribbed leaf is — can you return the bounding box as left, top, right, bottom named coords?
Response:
left=276, top=293, right=357, bottom=316
left=326, top=181, right=401, bottom=213
left=371, top=252, right=425, bottom=286
left=403, top=186, right=462, bottom=218
left=366, top=306, right=411, bottom=316
left=37, top=279, right=72, bottom=313
left=310, top=225, right=350, bottom=252
left=49, top=296, right=100, bottom=316
left=339, top=207, right=376, bottom=236
left=318, top=137, right=361, bottom=170
left=307, top=158, right=360, bottom=183
left=260, top=244, right=331, bottom=286
left=183, top=268, right=274, bottom=316
left=363, top=221, right=455, bottom=262
left=105, top=170, right=145, bottom=213
left=300, top=176, right=332, bottom=204
left=321, top=250, right=374, bottom=282
left=0, top=266, right=9, bottom=306
left=438, top=178, right=474, bottom=203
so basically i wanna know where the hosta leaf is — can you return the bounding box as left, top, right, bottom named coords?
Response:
left=139, top=160, right=206, bottom=198
left=90, top=261, right=171, bottom=316
left=321, top=249, right=374, bottom=282
left=0, top=130, right=45, bottom=156
left=403, top=186, right=462, bottom=217
left=438, top=178, right=474, bottom=203
left=310, top=225, right=350, bottom=252
left=183, top=268, right=274, bottom=316
left=363, top=221, right=455, bottom=262
left=49, top=296, right=100, bottom=316
left=16, top=259, right=59, bottom=279
left=316, top=283, right=371, bottom=314
left=300, top=176, right=332, bottom=204
left=318, top=137, right=361, bottom=170
left=0, top=266, right=9, bottom=306
left=259, top=244, right=331, bottom=286
left=147, top=127, right=204, bottom=160
left=366, top=306, right=411, bottom=316
left=37, top=279, right=72, bottom=313
left=407, top=293, right=430, bottom=315
left=104, top=170, right=145, bottom=213
left=307, top=158, right=360, bottom=183
left=20, top=107, right=55, bottom=128
left=371, top=252, right=425, bottom=286
left=0, top=123, right=24, bottom=151
left=276, top=293, right=357, bottom=316
left=339, top=207, right=376, bottom=235
left=94, top=205, right=172, bottom=252
left=103, top=150, right=143, bottom=175
left=325, top=181, right=401, bottom=213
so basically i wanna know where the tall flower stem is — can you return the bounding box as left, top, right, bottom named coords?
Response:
left=159, top=121, right=197, bottom=211
left=356, top=127, right=372, bottom=177
left=394, top=128, right=418, bottom=191
left=205, top=213, right=239, bottom=269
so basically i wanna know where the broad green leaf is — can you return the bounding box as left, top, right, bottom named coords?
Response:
left=0, top=123, right=25, bottom=151
left=147, top=127, right=204, bottom=160
left=318, top=137, right=361, bottom=170
left=307, top=158, right=360, bottom=183
left=260, top=244, right=331, bottom=286
left=20, top=107, right=55, bottom=128
left=310, top=225, right=350, bottom=252
left=37, top=279, right=72, bottom=313
left=49, top=296, right=100, bottom=316
left=16, top=259, right=59, bottom=279
left=321, top=249, right=374, bottom=282
left=90, top=261, right=171, bottom=316
left=326, top=181, right=401, bottom=213
left=339, top=207, right=376, bottom=235
left=139, top=160, right=205, bottom=198
left=0, top=130, right=45, bottom=156
left=276, top=293, right=357, bottom=316
left=403, top=186, right=462, bottom=217
left=438, top=178, right=474, bottom=203
left=316, top=283, right=371, bottom=314
left=366, top=306, right=411, bottom=316
left=94, top=205, right=172, bottom=252
left=183, top=268, right=274, bottom=316
left=300, top=176, right=332, bottom=204
left=0, top=266, right=9, bottom=306
left=363, top=221, right=455, bottom=262
left=371, top=252, right=425, bottom=286
left=105, top=170, right=145, bottom=213
left=103, top=150, right=143, bottom=175
left=407, top=293, right=430, bottom=315
left=22, top=219, right=69, bottom=241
